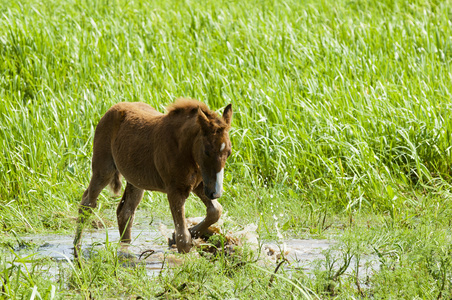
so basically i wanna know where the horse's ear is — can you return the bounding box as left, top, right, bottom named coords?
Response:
left=197, top=107, right=211, bottom=133
left=222, top=104, right=233, bottom=127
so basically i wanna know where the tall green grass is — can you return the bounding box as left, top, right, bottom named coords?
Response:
left=2, top=0, right=452, bottom=298
left=1, top=0, right=452, bottom=230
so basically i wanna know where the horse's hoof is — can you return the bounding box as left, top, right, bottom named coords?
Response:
left=168, top=232, right=177, bottom=248
left=189, top=227, right=215, bottom=240
left=200, top=229, right=215, bottom=240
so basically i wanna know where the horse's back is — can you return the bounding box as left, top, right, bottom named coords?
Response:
left=93, top=102, right=161, bottom=142
left=110, top=102, right=162, bottom=118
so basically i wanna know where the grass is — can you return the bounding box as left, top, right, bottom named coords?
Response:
left=1, top=0, right=452, bottom=298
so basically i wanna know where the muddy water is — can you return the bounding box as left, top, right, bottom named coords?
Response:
left=13, top=218, right=378, bottom=278
left=15, top=222, right=170, bottom=275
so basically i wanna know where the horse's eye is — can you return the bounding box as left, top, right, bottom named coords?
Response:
left=204, top=149, right=211, bottom=157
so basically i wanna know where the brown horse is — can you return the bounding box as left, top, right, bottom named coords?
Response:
left=73, top=99, right=232, bottom=254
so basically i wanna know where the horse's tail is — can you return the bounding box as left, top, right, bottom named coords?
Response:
left=109, top=170, right=122, bottom=196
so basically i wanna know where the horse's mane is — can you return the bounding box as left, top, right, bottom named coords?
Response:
left=167, top=98, right=228, bottom=130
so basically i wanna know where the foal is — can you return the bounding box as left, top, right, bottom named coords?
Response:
left=74, top=99, right=232, bottom=254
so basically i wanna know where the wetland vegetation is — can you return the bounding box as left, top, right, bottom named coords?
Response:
left=1, top=0, right=452, bottom=298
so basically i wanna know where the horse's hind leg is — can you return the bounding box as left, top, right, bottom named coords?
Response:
left=73, top=165, right=118, bottom=253
left=116, top=182, right=144, bottom=243
left=189, top=183, right=223, bottom=238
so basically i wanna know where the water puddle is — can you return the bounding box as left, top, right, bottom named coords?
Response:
left=10, top=217, right=378, bottom=279
left=13, top=221, right=170, bottom=276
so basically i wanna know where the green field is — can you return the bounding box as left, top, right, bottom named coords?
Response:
left=1, top=0, right=452, bottom=298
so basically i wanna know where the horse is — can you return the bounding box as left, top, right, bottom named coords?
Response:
left=73, top=99, right=233, bottom=255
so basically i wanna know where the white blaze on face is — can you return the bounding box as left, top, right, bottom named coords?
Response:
left=213, top=168, right=224, bottom=198
left=220, top=142, right=225, bottom=152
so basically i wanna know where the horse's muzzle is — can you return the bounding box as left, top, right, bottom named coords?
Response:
left=205, top=189, right=221, bottom=200
left=203, top=168, right=224, bottom=199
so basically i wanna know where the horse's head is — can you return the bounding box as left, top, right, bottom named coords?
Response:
left=196, top=104, right=233, bottom=200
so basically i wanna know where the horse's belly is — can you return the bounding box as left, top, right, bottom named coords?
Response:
left=112, top=139, right=167, bottom=192
left=116, top=163, right=166, bottom=192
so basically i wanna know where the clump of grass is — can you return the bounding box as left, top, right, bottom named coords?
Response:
left=0, top=251, right=61, bottom=299
left=154, top=245, right=317, bottom=299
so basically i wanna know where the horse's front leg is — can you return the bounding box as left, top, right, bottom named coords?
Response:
left=189, top=183, right=223, bottom=239
left=168, top=191, right=192, bottom=253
